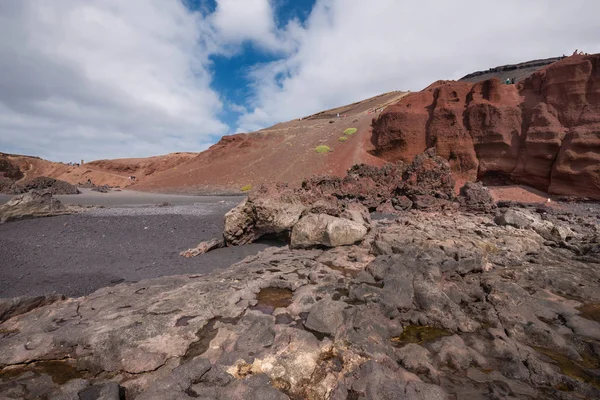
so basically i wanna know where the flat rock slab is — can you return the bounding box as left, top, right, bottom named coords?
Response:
left=1, top=208, right=599, bottom=399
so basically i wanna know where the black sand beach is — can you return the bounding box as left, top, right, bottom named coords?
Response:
left=0, top=191, right=273, bottom=298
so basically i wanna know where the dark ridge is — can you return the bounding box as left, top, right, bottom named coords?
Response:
left=459, top=56, right=566, bottom=83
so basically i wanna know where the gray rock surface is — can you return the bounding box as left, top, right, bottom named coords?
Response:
left=304, top=299, right=348, bottom=335
left=1, top=204, right=600, bottom=399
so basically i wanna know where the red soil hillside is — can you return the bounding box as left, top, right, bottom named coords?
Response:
left=4, top=55, right=598, bottom=199
left=371, top=53, right=600, bottom=199
left=0, top=152, right=197, bottom=188
left=133, top=92, right=407, bottom=194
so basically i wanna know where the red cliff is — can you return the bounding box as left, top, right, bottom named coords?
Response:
left=370, top=54, right=600, bottom=199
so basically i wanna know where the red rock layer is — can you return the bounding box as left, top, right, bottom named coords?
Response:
left=370, top=54, right=600, bottom=199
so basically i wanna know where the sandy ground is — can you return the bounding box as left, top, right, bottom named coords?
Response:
left=488, top=185, right=553, bottom=204
left=0, top=191, right=275, bottom=298
left=0, top=188, right=244, bottom=206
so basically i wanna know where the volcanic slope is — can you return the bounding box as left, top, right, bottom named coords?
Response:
left=0, top=152, right=197, bottom=189
left=133, top=91, right=407, bottom=194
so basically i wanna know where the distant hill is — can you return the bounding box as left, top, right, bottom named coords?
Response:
left=0, top=152, right=197, bottom=190
left=459, top=56, right=565, bottom=83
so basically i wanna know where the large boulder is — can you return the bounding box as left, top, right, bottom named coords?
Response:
left=370, top=54, right=600, bottom=199
left=0, top=190, right=66, bottom=223
left=224, top=192, right=307, bottom=245
left=459, top=181, right=497, bottom=212
left=290, top=213, right=368, bottom=249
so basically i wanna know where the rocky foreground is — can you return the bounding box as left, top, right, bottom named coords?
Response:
left=1, top=152, right=600, bottom=399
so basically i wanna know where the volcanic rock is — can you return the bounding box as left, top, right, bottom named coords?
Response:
left=221, top=150, right=456, bottom=248
left=495, top=208, right=573, bottom=242
left=1, top=205, right=600, bottom=399
left=0, top=155, right=24, bottom=181
left=223, top=190, right=307, bottom=245
left=78, top=382, right=122, bottom=400
left=458, top=181, right=497, bottom=212
left=290, top=213, right=368, bottom=249
left=0, top=294, right=65, bottom=324
left=304, top=299, right=348, bottom=335
left=0, top=177, right=21, bottom=195
left=0, top=190, right=67, bottom=223
left=19, top=177, right=79, bottom=195
left=371, top=53, right=600, bottom=199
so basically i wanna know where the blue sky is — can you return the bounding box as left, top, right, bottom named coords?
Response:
left=207, top=0, right=316, bottom=128
left=1, top=0, right=599, bottom=162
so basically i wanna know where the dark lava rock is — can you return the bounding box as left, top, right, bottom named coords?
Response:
left=459, top=181, right=497, bottom=212
left=20, top=177, right=79, bottom=195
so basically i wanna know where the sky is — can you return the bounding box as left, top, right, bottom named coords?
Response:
left=1, top=1, right=599, bottom=162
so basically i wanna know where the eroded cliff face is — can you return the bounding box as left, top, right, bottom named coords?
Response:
left=371, top=54, right=600, bottom=199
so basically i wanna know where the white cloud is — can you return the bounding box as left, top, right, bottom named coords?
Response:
left=0, top=0, right=227, bottom=162
left=2, top=0, right=600, bottom=161
left=209, top=0, right=300, bottom=54
left=211, top=0, right=274, bottom=46
left=237, top=0, right=600, bottom=132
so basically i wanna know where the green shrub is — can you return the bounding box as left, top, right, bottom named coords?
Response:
left=241, top=184, right=252, bottom=192
left=315, top=145, right=332, bottom=153
left=338, top=136, right=348, bottom=142
left=344, top=128, right=357, bottom=135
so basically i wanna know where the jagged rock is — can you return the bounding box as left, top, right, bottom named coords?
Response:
left=302, top=149, right=456, bottom=211
left=459, top=181, right=497, bottom=212
left=290, top=213, right=368, bottom=249
left=0, top=190, right=67, bottom=223
left=398, top=148, right=456, bottom=200
left=136, top=358, right=212, bottom=400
